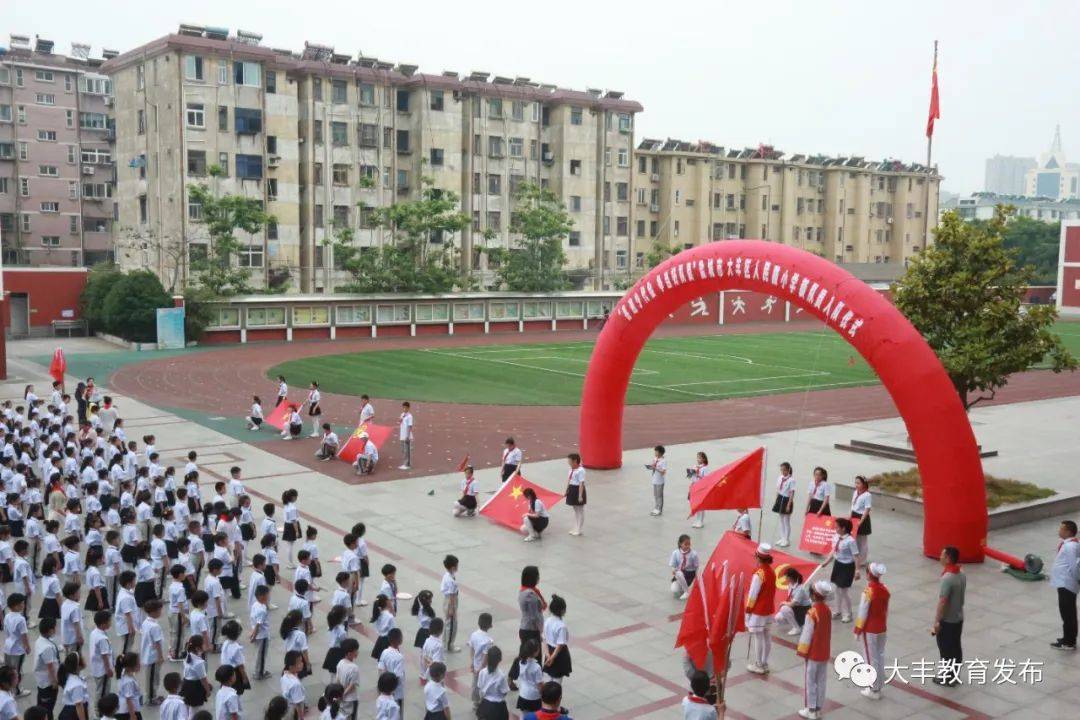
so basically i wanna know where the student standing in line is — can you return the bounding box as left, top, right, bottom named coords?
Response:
left=275, top=377, right=288, bottom=408
left=647, top=445, right=667, bottom=516
left=280, top=650, right=308, bottom=719
left=853, top=562, right=890, bottom=700
left=469, top=614, right=494, bottom=711
left=306, top=382, right=323, bottom=438
left=687, top=452, right=709, bottom=529
left=424, top=662, right=451, bottom=720
left=376, top=629, right=406, bottom=714
left=476, top=645, right=510, bottom=720
left=826, top=518, right=860, bottom=623
left=281, top=489, right=302, bottom=568
left=116, top=652, right=144, bottom=720
left=213, top=665, right=242, bottom=720
left=55, top=652, right=89, bottom=720
left=849, top=475, right=873, bottom=563
left=219, top=620, right=250, bottom=696
left=358, top=395, right=375, bottom=427
left=500, top=438, right=522, bottom=482
left=397, top=402, right=414, bottom=471
left=33, top=617, right=61, bottom=716
left=796, top=582, right=835, bottom=720
left=513, top=639, right=543, bottom=714
left=805, top=467, right=831, bottom=517
left=744, top=543, right=776, bottom=675
left=564, top=454, right=586, bottom=537
left=1050, top=520, right=1080, bottom=650
left=542, top=596, right=572, bottom=685
left=440, top=555, right=460, bottom=653
left=248, top=585, right=272, bottom=681
left=374, top=672, right=400, bottom=720
left=139, top=599, right=166, bottom=705
left=179, top=636, right=212, bottom=713
left=771, top=462, right=796, bottom=547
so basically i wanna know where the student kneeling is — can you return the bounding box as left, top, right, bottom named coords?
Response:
left=314, top=424, right=339, bottom=461
left=353, top=433, right=379, bottom=475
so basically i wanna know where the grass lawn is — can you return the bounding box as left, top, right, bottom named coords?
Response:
left=869, top=467, right=1056, bottom=509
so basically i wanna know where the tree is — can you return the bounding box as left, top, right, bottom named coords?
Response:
left=79, top=263, right=124, bottom=333
left=645, top=238, right=675, bottom=268
left=893, top=207, right=1076, bottom=410
left=101, top=270, right=171, bottom=342
left=488, top=183, right=571, bottom=292
left=187, top=166, right=273, bottom=296
left=998, top=215, right=1060, bottom=285
left=338, top=177, right=472, bottom=292
left=114, top=226, right=187, bottom=293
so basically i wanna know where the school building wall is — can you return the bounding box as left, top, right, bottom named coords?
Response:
left=1058, top=222, right=1080, bottom=316
left=3, top=267, right=89, bottom=337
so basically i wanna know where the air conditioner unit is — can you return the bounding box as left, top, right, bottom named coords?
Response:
left=267, top=156, right=280, bottom=168
left=650, top=173, right=659, bottom=181
left=886, top=217, right=893, bottom=224
left=542, top=151, right=553, bottom=162
left=649, top=203, right=660, bottom=212
left=82, top=166, right=95, bottom=175
left=103, top=97, right=114, bottom=107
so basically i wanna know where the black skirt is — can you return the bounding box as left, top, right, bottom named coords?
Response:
left=187, top=497, right=202, bottom=515
left=359, top=557, right=370, bottom=578
left=240, top=523, right=256, bottom=542
left=414, top=627, right=430, bottom=649
left=544, top=645, right=572, bottom=678
left=478, top=699, right=509, bottom=720
left=528, top=516, right=549, bottom=534
left=165, top=540, right=178, bottom=560
left=283, top=523, right=299, bottom=543
left=180, top=678, right=208, bottom=707
left=165, top=490, right=176, bottom=506
left=38, top=596, right=60, bottom=620
left=264, top=566, right=277, bottom=586
left=134, top=580, right=157, bottom=607
left=771, top=493, right=793, bottom=515
left=424, top=712, right=448, bottom=720
left=565, top=484, right=586, bottom=507
left=852, top=511, right=872, bottom=536
left=121, top=544, right=139, bottom=566
left=371, top=634, right=390, bottom=660
left=309, top=405, right=321, bottom=417
left=458, top=495, right=477, bottom=510
left=0, top=565, right=11, bottom=583
left=85, top=587, right=109, bottom=612
left=501, top=464, right=518, bottom=482
left=8, top=519, right=24, bottom=537
left=516, top=697, right=542, bottom=712
left=309, top=559, right=322, bottom=578
left=289, top=423, right=302, bottom=437
left=322, top=645, right=345, bottom=673
left=233, top=672, right=252, bottom=695
left=793, top=604, right=809, bottom=626
left=57, top=704, right=86, bottom=720
left=830, top=560, right=855, bottom=589
left=807, top=499, right=831, bottom=516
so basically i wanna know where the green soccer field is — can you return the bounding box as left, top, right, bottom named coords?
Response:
left=268, top=320, right=1080, bottom=407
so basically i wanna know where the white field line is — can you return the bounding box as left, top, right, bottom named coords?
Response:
left=419, top=348, right=710, bottom=398
left=687, top=379, right=871, bottom=399
left=666, top=371, right=829, bottom=387
left=641, top=347, right=831, bottom=375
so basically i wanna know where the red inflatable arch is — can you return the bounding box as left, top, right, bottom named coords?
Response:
left=579, top=241, right=987, bottom=561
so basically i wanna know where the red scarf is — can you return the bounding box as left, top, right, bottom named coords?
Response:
left=520, top=585, right=547, bottom=611
left=941, top=563, right=961, bottom=576
left=686, top=694, right=710, bottom=704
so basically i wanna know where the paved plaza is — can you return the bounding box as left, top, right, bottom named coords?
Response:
left=3, top=339, right=1079, bottom=719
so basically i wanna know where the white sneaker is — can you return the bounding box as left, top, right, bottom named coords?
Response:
left=309, top=432, right=319, bottom=438
left=691, top=522, right=704, bottom=529
left=282, top=436, right=292, bottom=441
left=650, top=509, right=660, bottom=516
left=523, top=536, right=536, bottom=543
left=861, top=688, right=881, bottom=700
left=398, top=465, right=410, bottom=470
left=832, top=611, right=842, bottom=619
left=746, top=663, right=768, bottom=675
left=840, top=614, right=852, bottom=623
left=679, top=592, right=689, bottom=601
left=787, top=627, right=801, bottom=636
left=268, top=603, right=279, bottom=610
left=568, top=530, right=581, bottom=536
left=797, top=709, right=818, bottom=720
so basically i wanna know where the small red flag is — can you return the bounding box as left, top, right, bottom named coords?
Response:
left=799, top=514, right=859, bottom=555
left=456, top=454, right=470, bottom=472
left=264, top=401, right=295, bottom=430
left=688, top=447, right=764, bottom=515
left=926, top=47, right=940, bottom=138
left=478, top=474, right=563, bottom=531
left=336, top=423, right=394, bottom=464
left=48, top=348, right=67, bottom=385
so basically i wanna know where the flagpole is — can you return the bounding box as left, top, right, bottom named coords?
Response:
left=755, top=447, right=767, bottom=542
left=924, top=40, right=938, bottom=249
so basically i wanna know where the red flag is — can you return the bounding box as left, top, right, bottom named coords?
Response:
left=707, top=563, right=746, bottom=666
left=478, top=474, right=563, bottom=531
left=676, top=531, right=818, bottom=664
left=926, top=45, right=940, bottom=138
left=264, top=401, right=296, bottom=431
left=799, top=514, right=860, bottom=555
left=336, top=422, right=394, bottom=464
left=48, top=348, right=67, bottom=385
left=688, top=447, right=764, bottom=515
left=456, top=454, right=470, bottom=472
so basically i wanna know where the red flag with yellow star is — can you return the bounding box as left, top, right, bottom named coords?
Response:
left=336, top=422, right=394, bottom=464
left=688, top=447, right=764, bottom=515
left=478, top=473, right=564, bottom=531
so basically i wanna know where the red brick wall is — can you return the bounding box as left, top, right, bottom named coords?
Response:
left=522, top=320, right=551, bottom=332
left=3, top=269, right=88, bottom=327
left=415, top=323, right=449, bottom=336
left=377, top=325, right=410, bottom=337
left=292, top=327, right=330, bottom=341
left=246, top=328, right=287, bottom=342
left=488, top=321, right=519, bottom=333
left=721, top=290, right=788, bottom=324
left=661, top=293, right=720, bottom=326
left=1063, top=268, right=1080, bottom=308
left=1065, top=226, right=1080, bottom=263
left=453, top=323, right=485, bottom=335
left=201, top=330, right=242, bottom=344
left=335, top=326, right=371, bottom=339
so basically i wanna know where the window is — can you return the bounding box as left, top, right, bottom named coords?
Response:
left=430, top=90, right=444, bottom=111
left=616, top=182, right=629, bottom=202
left=19, top=178, right=29, bottom=196
left=397, top=169, right=408, bottom=190
left=235, top=154, right=263, bottom=179
left=35, top=93, right=55, bottom=106
left=396, top=90, right=410, bottom=112
left=376, top=304, right=411, bottom=324
left=359, top=83, right=375, bottom=105
left=35, top=70, right=55, bottom=82
left=570, top=159, right=581, bottom=175
left=188, top=200, right=202, bottom=220
left=522, top=301, right=551, bottom=319
left=42, top=236, right=61, bottom=247
left=18, top=143, right=28, bottom=161
left=79, top=112, right=107, bottom=129
left=336, top=305, right=371, bottom=325
left=487, top=211, right=501, bottom=230
left=266, top=70, right=276, bottom=93
left=429, top=148, right=444, bottom=166
left=0, top=178, right=7, bottom=195
left=618, top=113, right=632, bottom=132
left=246, top=307, right=286, bottom=327
left=331, top=79, right=347, bottom=104
left=313, top=121, right=324, bottom=144
left=218, top=152, right=229, bottom=176
left=615, top=250, right=628, bottom=268
left=239, top=245, right=264, bottom=268
left=330, top=121, right=348, bottom=146
left=136, top=109, right=145, bottom=134
left=618, top=148, right=629, bottom=167
left=266, top=178, right=278, bottom=200
left=415, top=304, right=450, bottom=323
left=616, top=216, right=628, bottom=236
left=570, top=107, right=583, bottom=125
left=0, top=105, right=11, bottom=123
left=186, top=103, right=205, bottom=128
left=333, top=205, right=349, bottom=228
left=0, top=68, right=9, bottom=84
left=489, top=301, right=519, bottom=320
left=135, top=64, right=144, bottom=90
left=235, top=108, right=262, bottom=134
left=0, top=143, right=12, bottom=159
left=358, top=123, right=378, bottom=147
left=187, top=150, right=207, bottom=176
left=568, top=231, right=581, bottom=247
left=38, top=165, right=59, bottom=177
left=511, top=100, right=526, bottom=121
left=185, top=56, right=204, bottom=81
left=314, top=205, right=324, bottom=228
left=509, top=174, right=524, bottom=196
left=37, top=129, right=57, bottom=142
left=21, top=214, right=30, bottom=232
left=14, top=69, right=24, bottom=87
left=139, top=195, right=148, bottom=223
left=214, top=60, right=228, bottom=85
left=570, top=195, right=582, bottom=212
left=267, top=220, right=278, bottom=239
left=233, top=61, right=261, bottom=87
left=207, top=308, right=241, bottom=328
left=40, top=201, right=59, bottom=213
left=509, top=137, right=524, bottom=158
left=332, top=164, right=349, bottom=186
left=488, top=136, right=504, bottom=158
left=488, top=97, right=503, bottom=118
left=488, top=174, right=502, bottom=195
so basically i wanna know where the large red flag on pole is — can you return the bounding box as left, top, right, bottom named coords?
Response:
left=926, top=41, right=940, bottom=138
left=48, top=348, right=67, bottom=388
left=478, top=473, right=563, bottom=531
left=688, top=447, right=764, bottom=515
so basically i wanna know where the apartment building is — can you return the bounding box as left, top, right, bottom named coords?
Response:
left=103, top=25, right=641, bottom=292
left=634, top=139, right=941, bottom=267
left=0, top=35, right=116, bottom=267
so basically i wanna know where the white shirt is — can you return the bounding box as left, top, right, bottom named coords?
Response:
left=88, top=627, right=112, bottom=677
left=516, top=659, right=543, bottom=701
left=468, top=629, right=493, bottom=672
left=670, top=548, right=700, bottom=574
left=61, top=673, right=89, bottom=707
left=477, top=667, right=509, bottom=702
left=398, top=412, right=413, bottom=441
left=776, top=474, right=795, bottom=498
left=250, top=403, right=263, bottom=420
left=424, top=681, right=450, bottom=712
left=420, top=635, right=444, bottom=680
left=440, top=570, right=458, bottom=598
left=359, top=403, right=375, bottom=424
left=375, top=695, right=400, bottom=720
left=215, top=686, right=241, bottom=720
left=651, top=457, right=667, bottom=485
left=280, top=672, right=306, bottom=706
left=851, top=490, right=872, bottom=516
left=502, top=446, right=522, bottom=466
left=139, top=618, right=163, bottom=666
left=2, top=612, right=28, bottom=655
left=377, top=647, right=405, bottom=700
left=543, top=616, right=569, bottom=648
left=810, top=479, right=830, bottom=502
left=568, top=466, right=585, bottom=486
left=833, top=534, right=858, bottom=564
left=1051, top=538, right=1080, bottom=593
left=33, top=635, right=60, bottom=689
left=60, top=599, right=82, bottom=645
left=682, top=696, right=720, bottom=720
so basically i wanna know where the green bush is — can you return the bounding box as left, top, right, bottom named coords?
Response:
left=79, top=264, right=123, bottom=332
left=101, top=270, right=171, bottom=342
left=182, top=286, right=215, bottom=341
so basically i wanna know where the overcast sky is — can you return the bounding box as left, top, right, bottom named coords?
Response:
left=5, top=0, right=1078, bottom=193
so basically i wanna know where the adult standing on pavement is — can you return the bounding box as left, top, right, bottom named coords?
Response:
left=501, top=439, right=523, bottom=482
left=1050, top=520, right=1080, bottom=650
left=397, top=402, right=414, bottom=470
left=518, top=566, right=546, bottom=660
left=932, top=545, right=965, bottom=685
left=74, top=382, right=88, bottom=426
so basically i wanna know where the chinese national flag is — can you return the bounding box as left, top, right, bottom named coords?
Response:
left=478, top=473, right=563, bottom=531
left=688, top=447, right=764, bottom=515
left=48, top=348, right=67, bottom=385
left=265, top=401, right=296, bottom=431
left=456, top=454, right=470, bottom=472
left=676, top=531, right=818, bottom=666
left=336, top=422, right=394, bottom=464
left=926, top=50, right=940, bottom=138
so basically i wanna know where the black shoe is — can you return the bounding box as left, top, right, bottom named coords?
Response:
left=1051, top=640, right=1077, bottom=650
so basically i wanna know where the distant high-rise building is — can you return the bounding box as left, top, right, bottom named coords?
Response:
left=984, top=154, right=1034, bottom=195
left=1025, top=125, right=1080, bottom=199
